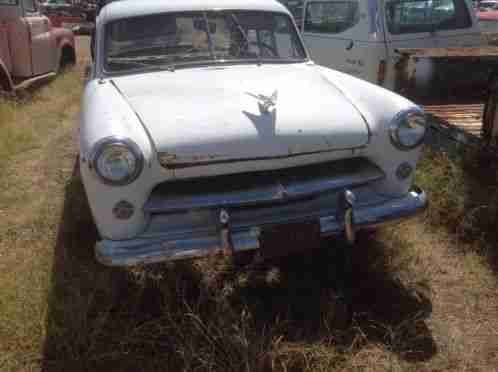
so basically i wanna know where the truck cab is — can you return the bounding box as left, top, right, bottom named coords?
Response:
left=0, top=0, right=76, bottom=92
left=280, top=0, right=482, bottom=91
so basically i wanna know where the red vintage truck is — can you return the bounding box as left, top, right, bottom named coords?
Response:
left=0, top=0, right=75, bottom=92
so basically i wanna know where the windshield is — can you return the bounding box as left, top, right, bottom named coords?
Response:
left=481, top=2, right=498, bottom=8
left=104, top=10, right=307, bottom=73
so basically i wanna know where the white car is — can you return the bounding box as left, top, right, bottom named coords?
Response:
left=80, top=0, right=427, bottom=266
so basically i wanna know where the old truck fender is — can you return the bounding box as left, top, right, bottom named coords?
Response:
left=52, top=27, right=76, bottom=68
left=0, top=58, right=14, bottom=92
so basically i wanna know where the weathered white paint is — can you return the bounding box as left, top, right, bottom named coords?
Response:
left=99, top=0, right=292, bottom=23
left=112, top=63, right=370, bottom=159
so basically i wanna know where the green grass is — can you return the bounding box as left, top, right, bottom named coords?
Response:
left=0, top=70, right=83, bottom=171
left=417, top=147, right=498, bottom=256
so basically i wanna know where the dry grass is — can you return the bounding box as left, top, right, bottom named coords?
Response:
left=0, top=37, right=497, bottom=372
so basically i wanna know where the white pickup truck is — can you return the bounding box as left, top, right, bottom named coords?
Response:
left=279, top=0, right=483, bottom=90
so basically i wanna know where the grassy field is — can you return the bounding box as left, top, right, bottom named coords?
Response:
left=0, top=37, right=497, bottom=372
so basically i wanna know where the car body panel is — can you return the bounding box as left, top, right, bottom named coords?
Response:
left=80, top=0, right=427, bottom=264
left=111, top=63, right=371, bottom=162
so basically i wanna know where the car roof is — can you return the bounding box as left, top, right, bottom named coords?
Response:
left=100, top=0, right=290, bottom=23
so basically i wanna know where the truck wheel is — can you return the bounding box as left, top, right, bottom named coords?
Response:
left=59, top=46, right=76, bottom=71
left=0, top=69, right=13, bottom=93
left=90, top=31, right=95, bottom=61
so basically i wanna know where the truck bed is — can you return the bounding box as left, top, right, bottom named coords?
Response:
left=423, top=103, right=484, bottom=138
left=395, top=43, right=494, bottom=141
left=396, top=46, right=498, bottom=59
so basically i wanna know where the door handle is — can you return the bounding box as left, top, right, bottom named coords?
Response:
left=346, top=40, right=354, bottom=50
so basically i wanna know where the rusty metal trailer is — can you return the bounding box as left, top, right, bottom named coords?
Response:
left=394, top=44, right=498, bottom=146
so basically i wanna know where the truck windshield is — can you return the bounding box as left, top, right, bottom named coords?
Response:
left=385, top=0, right=472, bottom=34
left=104, top=10, right=307, bottom=73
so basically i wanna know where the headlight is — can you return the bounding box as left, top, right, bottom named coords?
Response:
left=90, top=137, right=144, bottom=186
left=389, top=108, right=426, bottom=150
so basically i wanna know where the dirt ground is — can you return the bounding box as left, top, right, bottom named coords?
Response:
left=0, top=36, right=497, bottom=372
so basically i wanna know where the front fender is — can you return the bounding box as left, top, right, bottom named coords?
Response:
left=51, top=27, right=76, bottom=68
left=52, top=27, right=75, bottom=49
left=316, top=65, right=424, bottom=197
left=79, top=79, right=172, bottom=240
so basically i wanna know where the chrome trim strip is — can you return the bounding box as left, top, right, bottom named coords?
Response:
left=158, top=146, right=368, bottom=169
left=96, top=187, right=427, bottom=267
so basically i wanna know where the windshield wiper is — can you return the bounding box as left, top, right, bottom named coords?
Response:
left=229, top=13, right=262, bottom=65
left=107, top=55, right=176, bottom=71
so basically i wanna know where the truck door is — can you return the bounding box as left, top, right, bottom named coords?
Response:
left=383, top=0, right=478, bottom=91
left=22, top=0, right=57, bottom=75
left=299, top=0, right=388, bottom=85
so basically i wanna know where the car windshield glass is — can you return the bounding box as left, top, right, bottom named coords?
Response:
left=104, top=10, right=307, bottom=73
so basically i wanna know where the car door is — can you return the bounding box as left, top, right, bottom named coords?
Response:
left=22, top=0, right=57, bottom=75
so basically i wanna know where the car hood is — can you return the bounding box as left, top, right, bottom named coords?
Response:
left=111, top=64, right=370, bottom=167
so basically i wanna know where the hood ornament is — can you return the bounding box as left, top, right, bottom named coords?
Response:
left=247, top=90, right=278, bottom=114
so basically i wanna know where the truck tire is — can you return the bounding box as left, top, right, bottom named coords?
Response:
left=90, top=30, right=95, bottom=60
left=60, top=45, right=76, bottom=70
left=0, top=66, right=13, bottom=93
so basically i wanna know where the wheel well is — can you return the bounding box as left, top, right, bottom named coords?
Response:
left=0, top=66, right=13, bottom=92
left=60, top=45, right=76, bottom=68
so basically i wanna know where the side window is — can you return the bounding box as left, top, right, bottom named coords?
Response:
left=385, top=0, right=472, bottom=35
left=22, top=0, right=36, bottom=13
left=278, top=0, right=305, bottom=27
left=304, top=1, right=360, bottom=34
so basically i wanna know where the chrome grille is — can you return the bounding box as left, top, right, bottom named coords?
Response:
left=144, top=158, right=385, bottom=214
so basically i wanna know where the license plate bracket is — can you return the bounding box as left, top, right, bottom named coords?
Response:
left=259, top=220, right=321, bottom=259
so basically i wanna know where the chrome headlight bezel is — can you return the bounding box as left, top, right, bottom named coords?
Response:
left=389, top=108, right=427, bottom=151
left=90, top=136, right=144, bottom=186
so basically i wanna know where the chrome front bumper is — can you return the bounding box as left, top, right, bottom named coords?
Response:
left=96, top=187, right=427, bottom=267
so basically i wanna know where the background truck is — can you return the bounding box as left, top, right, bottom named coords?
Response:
left=280, top=0, right=483, bottom=90
left=0, top=0, right=76, bottom=93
